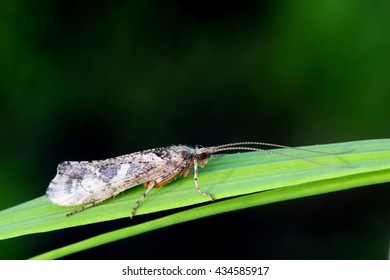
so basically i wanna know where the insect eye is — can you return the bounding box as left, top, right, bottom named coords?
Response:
left=197, top=152, right=209, bottom=160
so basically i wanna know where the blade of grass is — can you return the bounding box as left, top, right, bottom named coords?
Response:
left=1, top=139, right=390, bottom=241
left=30, top=167, right=390, bottom=259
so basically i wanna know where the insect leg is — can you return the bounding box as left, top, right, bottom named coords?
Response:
left=193, top=159, right=215, bottom=201
left=66, top=199, right=106, bottom=217
left=130, top=181, right=156, bottom=219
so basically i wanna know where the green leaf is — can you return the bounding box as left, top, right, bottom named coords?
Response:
left=0, top=139, right=389, bottom=259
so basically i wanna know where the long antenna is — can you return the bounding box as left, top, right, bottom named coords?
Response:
left=215, top=141, right=335, bottom=155
left=211, top=142, right=341, bottom=167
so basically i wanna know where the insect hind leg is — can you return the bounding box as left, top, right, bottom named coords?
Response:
left=66, top=199, right=108, bottom=217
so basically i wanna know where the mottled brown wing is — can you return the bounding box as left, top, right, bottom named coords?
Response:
left=46, top=150, right=187, bottom=206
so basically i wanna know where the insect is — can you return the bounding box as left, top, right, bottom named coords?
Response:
left=46, top=142, right=332, bottom=218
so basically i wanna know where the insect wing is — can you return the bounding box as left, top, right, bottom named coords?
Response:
left=46, top=148, right=191, bottom=207
left=46, top=161, right=133, bottom=206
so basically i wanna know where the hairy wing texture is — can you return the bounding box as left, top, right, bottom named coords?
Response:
left=46, top=147, right=191, bottom=206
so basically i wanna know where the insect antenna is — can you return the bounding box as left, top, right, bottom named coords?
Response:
left=212, top=142, right=342, bottom=167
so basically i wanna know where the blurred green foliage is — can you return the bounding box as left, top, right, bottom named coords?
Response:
left=0, top=0, right=389, bottom=259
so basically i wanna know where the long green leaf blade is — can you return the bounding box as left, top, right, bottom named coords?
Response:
left=30, top=167, right=390, bottom=259
left=1, top=139, right=389, bottom=241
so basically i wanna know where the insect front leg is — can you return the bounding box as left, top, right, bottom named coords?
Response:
left=193, top=159, right=215, bottom=201
left=130, top=181, right=156, bottom=219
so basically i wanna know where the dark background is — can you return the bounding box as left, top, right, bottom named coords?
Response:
left=1, top=0, right=389, bottom=259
